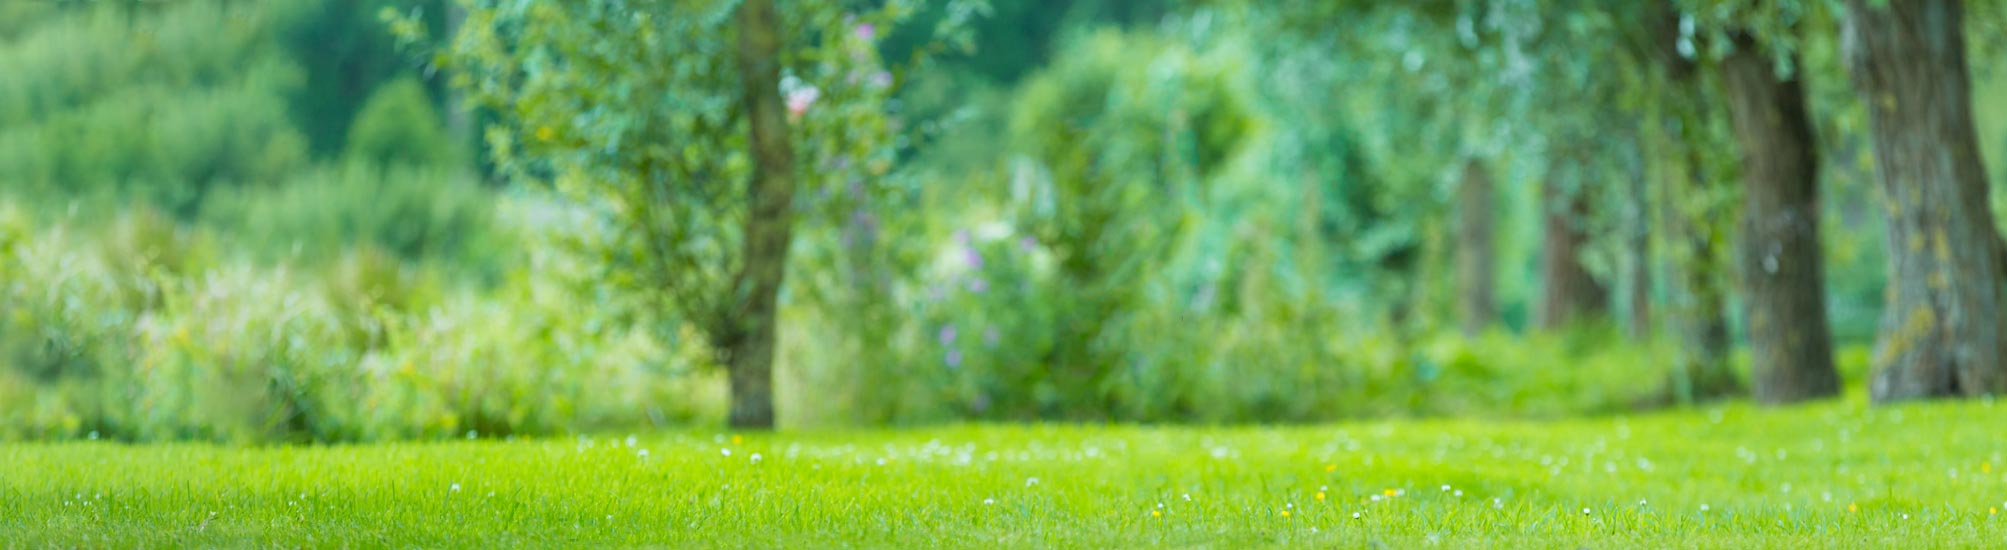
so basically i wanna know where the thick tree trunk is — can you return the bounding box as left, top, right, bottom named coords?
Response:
left=1455, top=158, right=1496, bottom=336
left=1844, top=0, right=2007, bottom=401
left=1649, top=0, right=1740, bottom=401
left=1718, top=33, right=1839, bottom=404
left=727, top=0, right=794, bottom=429
left=1535, top=169, right=1608, bottom=330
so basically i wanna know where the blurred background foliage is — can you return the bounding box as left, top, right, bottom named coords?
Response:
left=0, top=0, right=2001, bottom=441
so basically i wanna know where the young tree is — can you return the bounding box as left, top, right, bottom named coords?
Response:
left=432, top=1, right=908, bottom=429
left=1843, top=0, right=2007, bottom=400
left=725, top=0, right=795, bottom=428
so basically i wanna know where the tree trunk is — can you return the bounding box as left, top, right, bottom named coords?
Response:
left=1535, top=168, right=1608, bottom=330
left=1625, top=148, right=1653, bottom=339
left=1844, top=0, right=2007, bottom=401
left=1455, top=158, right=1496, bottom=336
left=1649, top=0, right=1740, bottom=401
left=1718, top=32, right=1839, bottom=404
left=727, top=0, right=794, bottom=429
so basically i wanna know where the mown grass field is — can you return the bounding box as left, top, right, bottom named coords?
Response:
left=4, top=394, right=2003, bottom=547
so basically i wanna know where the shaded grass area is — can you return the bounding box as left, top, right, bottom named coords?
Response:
left=4, top=394, right=2002, bottom=547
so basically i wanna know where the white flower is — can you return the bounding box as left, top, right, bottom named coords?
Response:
left=1026, top=477, right=1040, bottom=487
left=1352, top=512, right=1362, bottom=519
left=625, top=435, right=637, bottom=447
left=983, top=498, right=995, bottom=505
left=751, top=453, right=763, bottom=463
left=637, top=449, right=650, bottom=459
left=450, top=483, right=461, bottom=493
left=722, top=448, right=733, bottom=457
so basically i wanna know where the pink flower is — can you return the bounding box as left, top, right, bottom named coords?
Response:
left=939, top=325, right=958, bottom=345
left=855, top=23, right=876, bottom=42
left=785, top=85, right=820, bottom=118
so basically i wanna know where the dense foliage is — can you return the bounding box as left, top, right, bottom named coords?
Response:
left=4, top=0, right=2007, bottom=440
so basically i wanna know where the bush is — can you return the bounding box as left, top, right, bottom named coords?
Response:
left=198, top=162, right=503, bottom=279
left=344, top=78, right=453, bottom=168
left=0, top=201, right=717, bottom=442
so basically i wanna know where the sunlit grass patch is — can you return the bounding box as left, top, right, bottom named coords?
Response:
left=3, top=397, right=2000, bottom=547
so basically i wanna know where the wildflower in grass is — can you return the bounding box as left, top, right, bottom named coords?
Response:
left=450, top=483, right=461, bottom=493
left=732, top=435, right=743, bottom=445
left=1326, top=464, right=1337, bottom=472
left=946, top=349, right=963, bottom=369
left=1440, top=485, right=1450, bottom=492
left=1152, top=510, right=1161, bottom=517
left=1281, top=510, right=1291, bottom=518
left=1581, top=508, right=1590, bottom=516
left=983, top=498, right=994, bottom=505
left=625, top=435, right=637, bottom=447
left=1352, top=512, right=1362, bottom=519
left=751, top=453, right=763, bottom=463
left=1701, top=504, right=1711, bottom=512
left=1371, top=495, right=1382, bottom=502
left=1453, top=490, right=1464, bottom=497
left=722, top=448, right=733, bottom=457
left=1383, top=489, right=1398, bottom=497
left=1848, top=503, right=1857, bottom=512
left=1182, top=493, right=1191, bottom=501
left=1026, top=477, right=1040, bottom=487
left=1316, top=492, right=1326, bottom=502
left=638, top=449, right=650, bottom=459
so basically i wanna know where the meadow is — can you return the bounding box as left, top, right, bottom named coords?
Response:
left=7, top=395, right=2001, bottom=547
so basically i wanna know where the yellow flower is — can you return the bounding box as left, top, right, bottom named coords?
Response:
left=1151, top=510, right=1162, bottom=517
left=1986, top=462, right=1994, bottom=474
left=1848, top=503, right=1858, bottom=513
left=1992, top=507, right=1999, bottom=516
left=1383, top=489, right=1398, bottom=497
left=1325, top=464, right=1337, bottom=472
left=732, top=435, right=744, bottom=445
left=1281, top=510, right=1292, bottom=518
left=1316, top=492, right=1326, bottom=501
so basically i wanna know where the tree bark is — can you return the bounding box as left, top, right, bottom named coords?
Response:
left=727, top=0, right=794, bottom=429
left=1455, top=158, right=1496, bottom=336
left=1844, top=0, right=2007, bottom=401
left=1535, top=166, right=1608, bottom=330
left=1718, top=32, right=1839, bottom=404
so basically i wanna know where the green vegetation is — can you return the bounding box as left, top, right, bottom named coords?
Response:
left=9, top=0, right=2007, bottom=543
left=7, top=398, right=2003, bottom=546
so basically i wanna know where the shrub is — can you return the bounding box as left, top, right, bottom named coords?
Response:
left=344, top=78, right=453, bottom=168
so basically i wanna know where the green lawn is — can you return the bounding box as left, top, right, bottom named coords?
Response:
left=4, top=395, right=2003, bottom=547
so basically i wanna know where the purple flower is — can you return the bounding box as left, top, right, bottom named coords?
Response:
left=967, top=277, right=989, bottom=294
left=945, top=349, right=963, bottom=369
left=855, top=23, right=876, bottom=42
left=962, top=246, right=984, bottom=270
left=938, top=325, right=958, bottom=345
